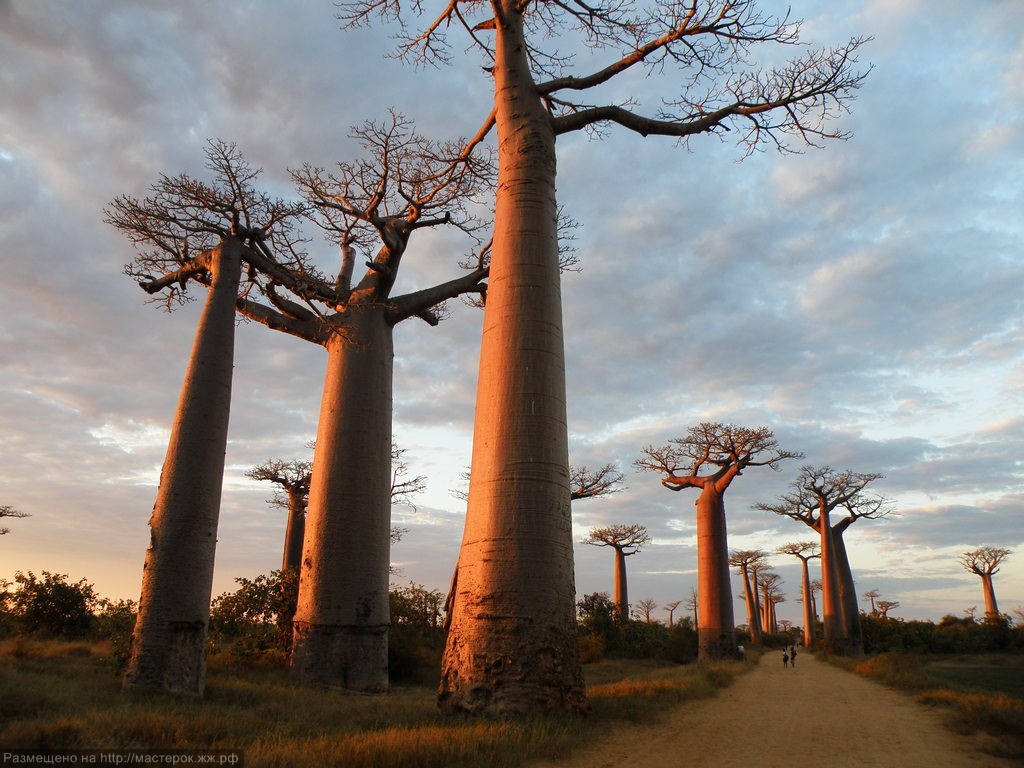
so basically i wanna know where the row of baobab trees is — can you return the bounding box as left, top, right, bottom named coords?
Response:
left=101, top=0, right=872, bottom=716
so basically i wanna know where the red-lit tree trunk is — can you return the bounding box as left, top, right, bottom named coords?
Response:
left=439, top=4, right=586, bottom=716
left=123, top=238, right=241, bottom=696
left=738, top=564, right=762, bottom=645
left=980, top=574, right=999, bottom=618
left=612, top=547, right=629, bottom=624
left=817, top=516, right=847, bottom=654
left=282, top=484, right=307, bottom=572
left=799, top=556, right=815, bottom=649
left=695, top=484, right=736, bottom=662
left=291, top=310, right=394, bottom=692
left=831, top=518, right=864, bottom=655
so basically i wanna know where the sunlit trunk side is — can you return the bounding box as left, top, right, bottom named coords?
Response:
left=817, top=512, right=848, bottom=653
left=282, top=485, right=306, bottom=571
left=831, top=521, right=863, bottom=655
left=291, top=309, right=393, bottom=692
left=439, top=4, right=586, bottom=716
left=739, top=565, right=762, bottom=645
left=124, top=238, right=242, bottom=696
left=980, top=573, right=1000, bottom=619
left=696, top=484, right=736, bottom=662
left=612, top=547, right=629, bottom=623
left=799, top=556, right=815, bottom=648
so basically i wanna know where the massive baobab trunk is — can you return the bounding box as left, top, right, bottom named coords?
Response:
left=123, top=238, right=241, bottom=696
left=612, top=547, right=629, bottom=623
left=980, top=574, right=1000, bottom=618
left=291, top=310, right=394, bottom=692
left=799, top=557, right=815, bottom=649
left=739, top=566, right=762, bottom=645
left=696, top=485, right=736, bottom=662
left=439, top=5, right=586, bottom=716
left=817, top=518, right=848, bottom=654
left=831, top=521, right=864, bottom=655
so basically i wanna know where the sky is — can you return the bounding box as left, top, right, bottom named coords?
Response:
left=1, top=0, right=1023, bottom=629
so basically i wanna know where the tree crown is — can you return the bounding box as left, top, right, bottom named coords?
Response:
left=582, top=524, right=652, bottom=554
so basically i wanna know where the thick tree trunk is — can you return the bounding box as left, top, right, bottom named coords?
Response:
left=282, top=487, right=306, bottom=572
left=800, top=558, right=815, bottom=648
left=695, top=485, right=736, bottom=662
left=831, top=526, right=864, bottom=655
left=740, top=567, right=762, bottom=644
left=613, top=547, right=629, bottom=623
left=123, top=238, right=241, bottom=696
left=438, top=4, right=586, bottom=716
left=818, top=514, right=848, bottom=654
left=291, top=308, right=394, bottom=692
left=980, top=573, right=1000, bottom=618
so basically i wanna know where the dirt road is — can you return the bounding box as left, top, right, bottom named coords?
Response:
left=529, top=652, right=1017, bottom=768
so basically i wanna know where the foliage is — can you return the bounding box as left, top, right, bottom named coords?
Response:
left=575, top=592, right=698, bottom=664
left=861, top=613, right=1023, bottom=655
left=389, top=582, right=446, bottom=685
left=209, top=569, right=300, bottom=660
left=0, top=572, right=101, bottom=639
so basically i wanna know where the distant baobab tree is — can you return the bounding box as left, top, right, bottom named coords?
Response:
left=346, top=0, right=878, bottom=717
left=106, top=141, right=308, bottom=696
left=248, top=443, right=426, bottom=572
left=686, top=588, right=700, bottom=629
left=0, top=505, right=29, bottom=536
left=582, top=524, right=651, bottom=623
left=959, top=546, right=1012, bottom=619
left=664, top=600, right=683, bottom=628
left=757, top=571, right=783, bottom=635
left=876, top=600, right=899, bottom=618
left=863, top=588, right=881, bottom=616
left=729, top=549, right=769, bottom=646
left=777, top=541, right=820, bottom=648
left=756, top=466, right=891, bottom=655
left=636, top=423, right=802, bottom=661
left=634, top=598, right=658, bottom=624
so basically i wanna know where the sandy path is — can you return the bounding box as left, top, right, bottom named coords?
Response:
left=529, top=653, right=1017, bottom=768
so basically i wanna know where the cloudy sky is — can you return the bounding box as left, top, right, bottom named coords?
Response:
left=2, top=0, right=1022, bottom=628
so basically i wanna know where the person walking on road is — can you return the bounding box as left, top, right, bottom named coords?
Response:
left=782, top=651, right=789, bottom=669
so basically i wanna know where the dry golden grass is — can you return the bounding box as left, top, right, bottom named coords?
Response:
left=0, top=640, right=749, bottom=767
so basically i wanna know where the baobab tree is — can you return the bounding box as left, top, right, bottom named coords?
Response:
left=0, top=505, right=29, bottom=536
left=249, top=443, right=427, bottom=572
left=634, top=598, right=658, bottom=624
left=863, top=588, right=880, bottom=617
left=777, top=541, right=820, bottom=648
left=636, top=423, right=802, bottom=661
left=686, top=588, right=700, bottom=628
left=757, top=571, right=783, bottom=635
left=959, top=546, right=1012, bottom=620
left=729, top=549, right=769, bottom=645
left=756, top=465, right=891, bottom=655
left=876, top=600, right=899, bottom=619
left=583, top=524, right=652, bottom=623
left=248, top=457, right=313, bottom=572
left=342, top=0, right=868, bottom=714
left=234, top=116, right=492, bottom=693
left=106, top=141, right=308, bottom=696
left=664, top=600, right=683, bottom=628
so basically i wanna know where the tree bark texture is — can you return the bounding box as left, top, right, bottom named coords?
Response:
left=123, top=238, right=241, bottom=696
left=282, top=487, right=306, bottom=572
left=799, top=557, right=816, bottom=649
left=612, top=547, right=629, bottom=624
left=696, top=485, right=736, bottom=662
left=291, top=309, right=394, bottom=692
left=439, top=4, right=586, bottom=716
left=831, top=527, right=864, bottom=655
left=818, top=515, right=848, bottom=654
left=740, top=566, right=762, bottom=645
left=980, top=573, right=1000, bottom=618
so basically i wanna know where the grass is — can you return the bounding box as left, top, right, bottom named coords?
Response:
left=835, top=651, right=1024, bottom=760
left=0, top=640, right=750, bottom=767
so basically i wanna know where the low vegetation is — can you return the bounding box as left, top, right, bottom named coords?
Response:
left=0, top=639, right=750, bottom=767
left=828, top=651, right=1024, bottom=760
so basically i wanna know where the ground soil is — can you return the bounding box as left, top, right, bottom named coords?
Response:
left=528, top=651, right=1019, bottom=768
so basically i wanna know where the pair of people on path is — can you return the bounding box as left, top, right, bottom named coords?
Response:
left=783, top=646, right=797, bottom=669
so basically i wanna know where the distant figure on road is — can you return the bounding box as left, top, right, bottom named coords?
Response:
left=782, top=651, right=789, bottom=668
left=737, top=644, right=746, bottom=661
left=790, top=646, right=797, bottom=668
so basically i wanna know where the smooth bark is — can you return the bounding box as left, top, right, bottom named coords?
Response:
left=291, top=310, right=394, bottom=691
left=980, top=574, right=999, bottom=618
left=817, top=518, right=848, bottom=654
left=799, top=557, right=816, bottom=648
left=282, top=486, right=307, bottom=572
left=439, top=4, right=586, bottom=716
left=123, top=238, right=241, bottom=695
left=831, top=520, right=863, bottom=655
left=695, top=484, right=736, bottom=661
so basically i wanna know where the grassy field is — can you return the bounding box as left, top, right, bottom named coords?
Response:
left=840, top=651, right=1024, bottom=760
left=0, top=639, right=752, bottom=767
